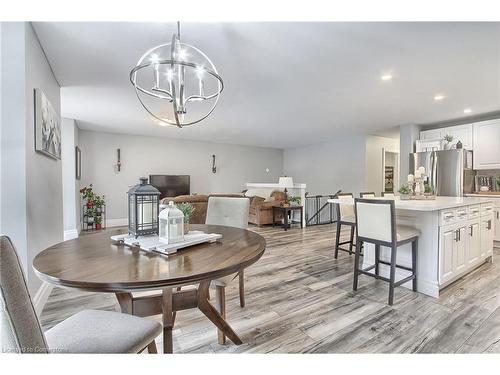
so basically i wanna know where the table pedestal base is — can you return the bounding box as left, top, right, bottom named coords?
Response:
left=116, top=280, right=242, bottom=353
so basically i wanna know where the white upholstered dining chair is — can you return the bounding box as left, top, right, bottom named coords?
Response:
left=0, top=235, right=162, bottom=354
left=205, top=196, right=250, bottom=344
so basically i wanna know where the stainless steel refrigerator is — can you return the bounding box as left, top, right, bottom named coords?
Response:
left=409, top=149, right=474, bottom=196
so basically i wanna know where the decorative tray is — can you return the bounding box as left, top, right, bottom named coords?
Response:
left=110, top=231, right=222, bottom=256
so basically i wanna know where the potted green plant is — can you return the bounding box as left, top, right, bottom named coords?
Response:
left=80, top=184, right=94, bottom=208
left=85, top=207, right=96, bottom=224
left=94, top=194, right=105, bottom=214
left=398, top=184, right=412, bottom=200
left=287, top=196, right=301, bottom=206
left=424, top=184, right=434, bottom=196
left=177, top=203, right=195, bottom=234
left=443, top=134, right=454, bottom=150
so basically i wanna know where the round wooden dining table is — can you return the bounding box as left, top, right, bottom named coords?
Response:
left=33, top=224, right=266, bottom=353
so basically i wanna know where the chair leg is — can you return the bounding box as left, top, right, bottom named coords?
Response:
left=412, top=239, right=418, bottom=292
left=349, top=225, right=355, bottom=255
left=334, top=222, right=341, bottom=259
left=388, top=245, right=397, bottom=306
left=147, top=340, right=157, bottom=354
left=238, top=270, right=245, bottom=308
left=353, top=240, right=362, bottom=291
left=375, top=244, right=380, bottom=277
left=215, top=285, right=226, bottom=345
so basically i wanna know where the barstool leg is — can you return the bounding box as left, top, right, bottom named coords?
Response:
left=349, top=226, right=355, bottom=255
left=388, top=245, right=397, bottom=306
left=334, top=222, right=341, bottom=259
left=353, top=240, right=362, bottom=291
left=412, top=239, right=418, bottom=292
left=375, top=244, right=380, bottom=278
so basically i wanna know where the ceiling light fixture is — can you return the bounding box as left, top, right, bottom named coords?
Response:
left=130, top=22, right=224, bottom=128
left=434, top=94, right=445, bottom=101
left=381, top=74, right=393, bottom=81
left=463, top=108, right=472, bottom=114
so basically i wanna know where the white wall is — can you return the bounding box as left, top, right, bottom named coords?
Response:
left=25, top=23, right=63, bottom=294
left=0, top=23, right=62, bottom=294
left=61, top=118, right=79, bottom=239
left=399, top=124, right=421, bottom=179
left=78, top=129, right=283, bottom=222
left=1, top=22, right=29, bottom=276
left=283, top=136, right=367, bottom=196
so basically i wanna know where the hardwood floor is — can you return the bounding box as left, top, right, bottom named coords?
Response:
left=40, top=224, right=500, bottom=353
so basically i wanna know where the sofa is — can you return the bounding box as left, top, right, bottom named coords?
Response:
left=160, top=193, right=245, bottom=224
left=160, top=190, right=286, bottom=226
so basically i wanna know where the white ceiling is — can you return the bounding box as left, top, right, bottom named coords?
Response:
left=33, top=22, right=500, bottom=148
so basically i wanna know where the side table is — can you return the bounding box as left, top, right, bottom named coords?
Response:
left=272, top=205, right=304, bottom=231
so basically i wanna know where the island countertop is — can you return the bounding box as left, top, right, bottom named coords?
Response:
left=327, top=196, right=493, bottom=211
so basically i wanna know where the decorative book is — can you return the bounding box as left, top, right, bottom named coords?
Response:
left=110, top=231, right=222, bottom=255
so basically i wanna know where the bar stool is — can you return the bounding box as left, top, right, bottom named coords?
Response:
left=334, top=193, right=356, bottom=259
left=353, top=198, right=419, bottom=305
left=381, top=192, right=395, bottom=197
left=359, top=192, right=376, bottom=198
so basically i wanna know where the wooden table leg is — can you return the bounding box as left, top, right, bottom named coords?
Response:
left=197, top=280, right=242, bottom=345
left=162, top=287, right=174, bottom=354
left=215, top=285, right=226, bottom=345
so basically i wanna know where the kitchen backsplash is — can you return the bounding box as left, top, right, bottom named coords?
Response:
left=474, top=169, right=500, bottom=192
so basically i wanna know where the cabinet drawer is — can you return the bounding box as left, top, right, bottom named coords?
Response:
left=481, top=203, right=494, bottom=216
left=456, top=208, right=468, bottom=221
left=440, top=209, right=456, bottom=225
left=468, top=205, right=480, bottom=219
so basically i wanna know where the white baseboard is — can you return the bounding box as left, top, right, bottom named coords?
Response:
left=107, top=218, right=128, bottom=228
left=33, top=282, right=53, bottom=316
left=63, top=228, right=79, bottom=241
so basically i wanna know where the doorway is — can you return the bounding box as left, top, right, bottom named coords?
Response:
left=382, top=149, right=400, bottom=193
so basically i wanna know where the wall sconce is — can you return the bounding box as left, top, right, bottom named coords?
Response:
left=212, top=154, right=217, bottom=174
left=116, top=148, right=121, bottom=172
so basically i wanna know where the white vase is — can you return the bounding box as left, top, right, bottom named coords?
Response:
left=444, top=142, right=451, bottom=150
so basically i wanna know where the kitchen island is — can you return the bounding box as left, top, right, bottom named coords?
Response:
left=328, top=196, right=495, bottom=298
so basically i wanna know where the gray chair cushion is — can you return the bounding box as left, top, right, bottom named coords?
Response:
left=0, top=236, right=48, bottom=353
left=205, top=197, right=249, bottom=229
left=45, top=310, right=162, bottom=353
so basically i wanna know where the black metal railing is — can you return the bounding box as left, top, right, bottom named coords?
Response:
left=305, top=190, right=342, bottom=226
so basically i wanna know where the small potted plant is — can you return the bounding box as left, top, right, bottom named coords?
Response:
left=288, top=196, right=301, bottom=206
left=424, top=184, right=434, bottom=196
left=398, top=184, right=412, bottom=200
left=443, top=134, right=454, bottom=150
left=95, top=215, right=102, bottom=230
left=80, top=184, right=94, bottom=208
left=177, top=203, right=195, bottom=235
left=85, top=207, right=96, bottom=225
left=94, top=194, right=105, bottom=215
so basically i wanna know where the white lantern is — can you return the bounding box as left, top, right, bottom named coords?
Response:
left=159, top=201, right=185, bottom=244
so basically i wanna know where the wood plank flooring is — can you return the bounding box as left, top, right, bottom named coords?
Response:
left=40, top=224, right=500, bottom=353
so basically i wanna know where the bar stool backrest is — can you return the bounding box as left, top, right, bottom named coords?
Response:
left=336, top=193, right=354, bottom=221
left=381, top=192, right=395, bottom=197
left=354, top=198, right=396, bottom=245
left=359, top=192, right=376, bottom=198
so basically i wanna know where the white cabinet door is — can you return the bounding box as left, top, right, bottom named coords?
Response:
left=444, top=124, right=473, bottom=150
left=466, top=222, right=480, bottom=265
left=473, top=120, right=500, bottom=170
left=480, top=216, right=494, bottom=257
left=455, top=226, right=467, bottom=273
left=440, top=228, right=455, bottom=283
left=494, top=204, right=500, bottom=242
left=420, top=129, right=442, bottom=140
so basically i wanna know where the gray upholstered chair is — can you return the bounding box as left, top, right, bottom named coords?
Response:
left=0, top=235, right=162, bottom=354
left=205, top=196, right=250, bottom=344
left=353, top=199, right=419, bottom=305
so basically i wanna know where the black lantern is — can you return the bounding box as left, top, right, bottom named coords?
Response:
left=127, top=177, right=161, bottom=237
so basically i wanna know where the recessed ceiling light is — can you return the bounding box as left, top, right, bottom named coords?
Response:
left=381, top=74, right=392, bottom=81
left=463, top=108, right=472, bottom=114
left=434, top=94, right=445, bottom=101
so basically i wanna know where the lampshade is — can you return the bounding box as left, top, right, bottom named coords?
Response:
left=279, top=176, right=294, bottom=188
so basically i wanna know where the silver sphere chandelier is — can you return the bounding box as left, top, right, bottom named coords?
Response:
left=130, top=22, right=223, bottom=128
